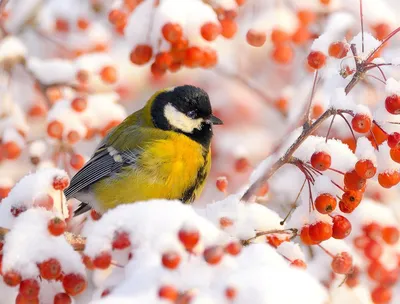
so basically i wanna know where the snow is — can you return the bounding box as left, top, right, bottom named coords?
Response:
left=385, top=77, right=400, bottom=96
left=0, top=36, right=27, bottom=62
left=349, top=32, right=381, bottom=60
left=27, top=57, right=76, bottom=85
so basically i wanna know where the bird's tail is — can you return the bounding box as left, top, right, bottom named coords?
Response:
left=73, top=203, right=92, bottom=217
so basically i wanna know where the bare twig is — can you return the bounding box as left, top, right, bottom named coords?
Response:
left=0, top=227, right=86, bottom=251
left=241, top=228, right=298, bottom=246
left=359, top=0, right=364, bottom=53
left=303, top=70, right=319, bottom=126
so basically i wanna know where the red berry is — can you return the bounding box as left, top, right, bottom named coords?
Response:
left=364, top=240, right=383, bottom=260
left=371, top=285, right=392, bottom=304
left=346, top=266, right=360, bottom=288
left=220, top=19, right=237, bottom=39
left=351, top=114, right=371, bottom=133
left=390, top=147, right=400, bottom=163
left=385, top=95, right=400, bottom=114
left=10, top=206, right=27, bottom=217
left=70, top=153, right=85, bottom=170
left=161, top=251, right=181, bottom=269
left=203, top=246, right=224, bottom=265
left=387, top=132, right=400, bottom=148
left=216, top=176, right=228, bottom=192
left=162, top=23, right=183, bottom=43
left=271, top=44, right=294, bottom=65
left=100, top=66, right=117, bottom=84
left=54, top=293, right=72, bottom=304
left=314, top=193, right=337, bottom=214
left=290, top=259, right=307, bottom=269
left=332, top=215, right=352, bottom=239
left=178, top=226, right=200, bottom=251
left=155, top=52, right=173, bottom=70
left=368, top=261, right=388, bottom=282
left=48, top=217, right=66, bottom=236
left=130, top=45, right=153, bottom=65
left=82, top=255, right=95, bottom=270
left=71, top=97, right=87, bottom=112
left=355, top=159, right=376, bottom=179
left=90, top=210, right=102, bottom=220
left=331, top=252, right=353, bottom=274
left=112, top=231, right=131, bottom=250
left=271, top=28, right=290, bottom=45
left=158, top=285, right=179, bottom=301
left=363, top=222, right=382, bottom=239
left=3, top=270, right=22, bottom=286
left=39, top=258, right=62, bottom=280
left=3, top=141, right=21, bottom=159
left=246, top=29, right=266, bottom=47
left=201, top=22, right=221, bottom=41
left=378, top=171, right=400, bottom=188
left=62, top=273, right=87, bottom=296
left=300, top=225, right=319, bottom=245
left=224, top=241, right=242, bottom=256
left=328, top=41, right=349, bottom=58
left=344, top=169, right=366, bottom=191
left=353, top=235, right=369, bottom=249
left=340, top=190, right=362, bottom=213
left=234, top=157, right=250, bottom=172
left=19, top=279, right=40, bottom=300
left=308, top=221, right=332, bottom=242
left=219, top=217, right=234, bottom=228
left=15, top=293, right=39, bottom=304
left=225, top=286, right=237, bottom=300
left=307, top=51, right=326, bottom=69
left=310, top=151, right=331, bottom=171
left=52, top=175, right=69, bottom=190
left=93, top=251, right=112, bottom=269
left=47, top=120, right=64, bottom=139
left=101, top=289, right=111, bottom=297
left=381, top=226, right=399, bottom=245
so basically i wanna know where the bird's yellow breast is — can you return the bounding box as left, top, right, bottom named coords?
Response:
left=93, top=132, right=210, bottom=210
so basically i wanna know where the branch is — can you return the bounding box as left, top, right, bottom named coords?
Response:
left=0, top=227, right=86, bottom=251
left=241, top=228, right=298, bottom=246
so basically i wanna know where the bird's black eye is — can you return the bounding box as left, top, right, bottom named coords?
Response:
left=187, top=110, right=197, bottom=119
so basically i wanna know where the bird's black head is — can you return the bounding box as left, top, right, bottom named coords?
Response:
left=150, top=85, right=223, bottom=148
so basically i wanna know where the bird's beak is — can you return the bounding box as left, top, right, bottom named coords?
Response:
left=208, top=114, right=223, bottom=125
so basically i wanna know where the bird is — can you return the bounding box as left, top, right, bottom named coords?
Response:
left=64, top=85, right=223, bottom=216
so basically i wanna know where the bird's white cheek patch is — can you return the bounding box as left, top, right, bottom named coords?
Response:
left=164, top=103, right=203, bottom=133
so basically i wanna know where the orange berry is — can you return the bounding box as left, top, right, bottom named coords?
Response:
left=162, top=22, right=183, bottom=43
left=378, top=171, right=400, bottom=188
left=220, top=18, right=237, bottom=38
left=28, top=103, right=47, bottom=117
left=67, top=131, right=80, bottom=145
left=76, top=70, right=89, bottom=83
left=332, top=215, right=352, bottom=239
left=130, top=45, right=153, bottom=65
left=246, top=29, right=266, bottom=47
left=184, top=47, right=204, bottom=68
left=47, top=120, right=64, bottom=139
left=331, top=252, right=353, bottom=274
left=150, top=62, right=166, bottom=78
left=390, top=147, right=400, bottom=163
left=351, top=113, right=371, bottom=133
left=344, top=169, right=366, bottom=191
left=355, top=159, right=376, bottom=179
left=77, top=18, right=90, bottom=30
left=46, top=87, right=62, bottom=103
left=372, top=23, right=391, bottom=41
left=39, top=258, right=62, bottom=280
left=300, top=225, right=319, bottom=245
left=311, top=104, right=324, bottom=119
left=328, top=41, right=349, bottom=58
left=161, top=251, right=181, bottom=269
left=100, top=66, right=118, bottom=84
left=340, top=190, right=362, bottom=213
left=155, top=52, right=173, bottom=70
left=387, top=132, right=400, bottom=148
left=381, top=226, right=399, bottom=245
left=48, top=217, right=66, bottom=236
left=308, top=221, right=332, bottom=242
left=71, top=97, right=87, bottom=112
left=297, top=9, right=316, bottom=26
left=274, top=97, right=288, bottom=113
left=93, top=252, right=112, bottom=269
left=3, top=270, right=22, bottom=286
left=201, top=22, right=221, bottom=41
left=315, top=193, right=337, bottom=214
left=271, top=44, right=293, bottom=64
left=70, top=153, right=85, bottom=170
left=271, top=28, right=290, bottom=45
left=62, top=273, right=87, bottom=296
left=219, top=217, right=233, bottom=228
left=55, top=18, right=69, bottom=32
left=307, top=51, right=326, bottom=69
left=201, top=47, right=218, bottom=68
left=3, top=141, right=21, bottom=160
left=108, top=9, right=126, bottom=25
left=291, top=26, right=311, bottom=45
left=216, top=176, right=228, bottom=192
left=158, top=285, right=179, bottom=301
left=368, top=124, right=388, bottom=148
left=310, top=151, right=331, bottom=171
left=320, top=0, right=331, bottom=5
left=371, top=285, right=392, bottom=304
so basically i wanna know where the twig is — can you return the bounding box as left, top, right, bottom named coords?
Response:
left=241, top=228, right=298, bottom=246
left=303, top=70, right=319, bottom=126
left=0, top=227, right=86, bottom=251
left=359, top=0, right=364, bottom=53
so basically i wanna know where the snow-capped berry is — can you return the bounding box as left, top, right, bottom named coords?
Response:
left=310, top=151, right=331, bottom=171
left=203, top=246, right=224, bottom=265
left=3, top=270, right=22, bottom=286
left=47, top=120, right=64, bottom=139
left=378, top=171, right=400, bottom=188
left=52, top=175, right=69, bottom=190
left=112, top=231, right=131, bottom=250
left=308, top=221, right=332, bottom=242
left=381, top=226, right=399, bottom=245
left=307, top=51, right=326, bottom=69
left=364, top=240, right=383, bottom=260
left=328, top=41, right=348, bottom=58
left=48, top=217, right=66, bottom=236
left=300, top=225, right=319, bottom=245
left=385, top=95, right=400, bottom=114
left=161, top=251, right=181, bottom=269
left=82, top=255, right=95, bottom=270
left=162, top=23, right=183, bottom=43
left=246, top=29, right=266, bottom=47
left=331, top=252, right=353, bottom=274
left=344, top=170, right=366, bottom=191
left=158, top=285, right=179, bottom=301
left=332, top=215, right=352, bottom=239
left=314, top=193, right=337, bottom=214
left=10, top=206, right=27, bottom=217
left=224, top=241, right=242, bottom=256
left=351, top=114, right=371, bottom=133
left=178, top=226, right=200, bottom=251
left=216, top=176, right=228, bottom=192
left=62, top=273, right=87, bottom=296
left=39, top=258, right=62, bottom=280
left=340, top=190, right=362, bottom=213
left=54, top=293, right=72, bottom=304
left=93, top=251, right=112, bottom=269
left=19, top=279, right=40, bottom=300
left=130, top=45, right=153, bottom=65
left=388, top=132, right=400, bottom=148
left=355, top=159, right=376, bottom=179
left=290, top=259, right=307, bottom=269
left=201, top=22, right=221, bottom=41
